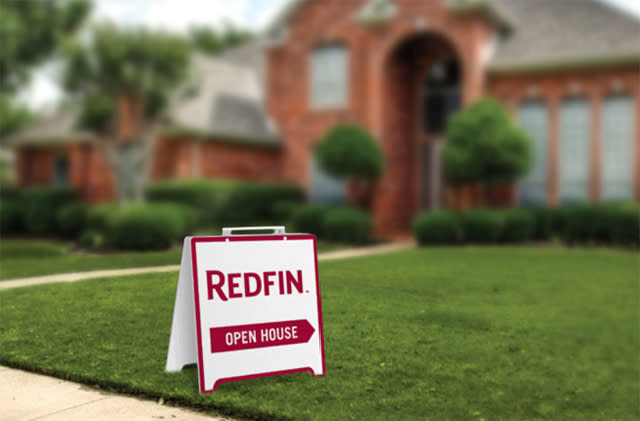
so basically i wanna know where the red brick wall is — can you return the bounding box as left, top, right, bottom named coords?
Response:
left=152, top=138, right=282, bottom=183
left=488, top=66, right=640, bottom=203
left=267, top=0, right=493, bottom=235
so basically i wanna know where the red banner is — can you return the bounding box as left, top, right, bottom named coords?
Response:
left=210, top=319, right=315, bottom=353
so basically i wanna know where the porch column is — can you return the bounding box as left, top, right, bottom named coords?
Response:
left=588, top=90, right=602, bottom=202
left=547, top=96, right=560, bottom=206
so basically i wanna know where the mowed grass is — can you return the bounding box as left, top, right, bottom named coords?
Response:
left=0, top=247, right=637, bottom=420
left=0, top=239, right=342, bottom=280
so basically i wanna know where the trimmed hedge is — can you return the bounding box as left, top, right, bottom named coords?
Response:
left=86, top=203, right=117, bottom=231
left=21, top=186, right=77, bottom=235
left=461, top=209, right=504, bottom=243
left=107, top=204, right=184, bottom=250
left=608, top=204, right=639, bottom=246
left=501, top=209, right=534, bottom=243
left=146, top=179, right=305, bottom=227
left=413, top=211, right=461, bottom=245
left=0, top=200, right=23, bottom=234
left=56, top=203, right=88, bottom=238
left=291, top=205, right=329, bottom=237
left=324, top=207, right=372, bottom=245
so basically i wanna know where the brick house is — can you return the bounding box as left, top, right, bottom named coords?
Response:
left=12, top=0, right=640, bottom=236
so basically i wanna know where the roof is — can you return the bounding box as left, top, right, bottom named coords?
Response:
left=487, top=0, right=640, bottom=72
left=268, top=0, right=640, bottom=72
left=167, top=51, right=279, bottom=145
left=8, top=108, right=94, bottom=146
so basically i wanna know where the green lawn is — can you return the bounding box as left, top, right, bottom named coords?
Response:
left=0, top=239, right=343, bottom=280
left=1, top=247, right=638, bottom=420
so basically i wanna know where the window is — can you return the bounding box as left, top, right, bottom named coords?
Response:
left=311, top=45, right=348, bottom=108
left=559, top=97, right=590, bottom=204
left=601, top=94, right=635, bottom=201
left=423, top=60, right=460, bottom=134
left=309, top=154, right=346, bottom=205
left=53, top=155, right=69, bottom=186
left=518, top=100, right=548, bottom=205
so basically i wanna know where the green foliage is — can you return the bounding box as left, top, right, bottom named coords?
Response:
left=0, top=96, right=32, bottom=140
left=0, top=199, right=23, bottom=234
left=324, top=207, right=372, bottom=244
left=444, top=97, right=532, bottom=185
left=21, top=186, right=77, bottom=235
left=501, top=209, right=534, bottom=243
left=461, top=208, right=504, bottom=243
left=107, top=204, right=185, bottom=250
left=315, top=124, right=384, bottom=180
left=77, top=94, right=116, bottom=134
left=56, top=203, right=88, bottom=238
left=273, top=201, right=302, bottom=222
left=607, top=203, right=639, bottom=246
left=412, top=211, right=461, bottom=245
left=561, top=204, right=639, bottom=247
left=189, top=25, right=253, bottom=56
left=526, top=206, right=553, bottom=240
left=147, top=179, right=305, bottom=227
left=86, top=202, right=117, bottom=232
left=0, top=0, right=90, bottom=94
left=221, top=183, right=305, bottom=226
left=77, top=229, right=105, bottom=250
left=1, top=248, right=638, bottom=420
left=291, top=205, right=330, bottom=237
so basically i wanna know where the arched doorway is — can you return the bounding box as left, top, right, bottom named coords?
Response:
left=379, top=32, right=462, bottom=232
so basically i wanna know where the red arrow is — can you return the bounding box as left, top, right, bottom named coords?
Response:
left=210, top=319, right=315, bottom=353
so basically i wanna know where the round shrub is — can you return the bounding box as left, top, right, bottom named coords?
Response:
left=315, top=124, right=384, bottom=179
left=21, top=186, right=77, bottom=235
left=461, top=209, right=504, bottom=243
left=107, top=204, right=183, bottom=250
left=56, top=203, right=88, bottom=238
left=501, top=209, right=534, bottom=243
left=412, top=211, right=461, bottom=245
left=324, top=207, right=372, bottom=245
left=527, top=206, right=553, bottom=241
left=0, top=200, right=23, bottom=234
left=291, top=205, right=329, bottom=237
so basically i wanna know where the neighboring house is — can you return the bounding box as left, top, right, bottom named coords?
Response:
left=11, top=0, right=640, bottom=236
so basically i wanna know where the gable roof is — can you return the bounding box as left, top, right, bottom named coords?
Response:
left=268, top=0, right=640, bottom=72
left=8, top=108, right=94, bottom=146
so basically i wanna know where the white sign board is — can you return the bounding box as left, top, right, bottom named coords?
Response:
left=166, top=227, right=325, bottom=393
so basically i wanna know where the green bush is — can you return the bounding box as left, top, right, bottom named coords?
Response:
left=273, top=201, right=302, bottom=222
left=56, top=203, right=88, bottom=238
left=146, top=179, right=236, bottom=225
left=0, top=200, right=23, bottom=234
left=444, top=97, right=532, bottom=186
left=527, top=206, right=553, bottom=240
left=501, top=209, right=534, bottom=243
left=147, top=179, right=304, bottom=227
left=413, top=211, right=461, bottom=245
left=86, top=203, right=117, bottom=231
left=461, top=209, right=504, bottom=243
left=21, top=186, right=77, bottom=235
left=107, top=204, right=184, bottom=250
left=324, top=207, right=372, bottom=245
left=78, top=229, right=105, bottom=249
left=291, top=205, right=330, bottom=237
left=220, top=183, right=304, bottom=226
left=607, top=204, right=639, bottom=247
left=315, top=124, right=383, bottom=180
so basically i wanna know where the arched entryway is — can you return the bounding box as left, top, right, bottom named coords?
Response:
left=377, top=32, right=462, bottom=233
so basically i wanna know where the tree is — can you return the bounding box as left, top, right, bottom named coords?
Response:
left=0, top=0, right=90, bottom=140
left=315, top=124, right=384, bottom=209
left=62, top=23, right=190, bottom=203
left=443, top=97, right=532, bottom=186
left=189, top=24, right=253, bottom=56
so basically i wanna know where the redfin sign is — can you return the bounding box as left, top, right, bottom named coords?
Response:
left=166, top=227, right=325, bottom=393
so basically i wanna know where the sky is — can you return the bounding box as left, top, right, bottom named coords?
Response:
left=17, top=0, right=640, bottom=110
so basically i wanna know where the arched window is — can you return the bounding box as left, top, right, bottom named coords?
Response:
left=309, top=154, right=346, bottom=205
left=559, top=97, right=590, bottom=204
left=423, top=60, right=460, bottom=134
left=518, top=100, right=548, bottom=205
left=310, top=45, right=348, bottom=109
left=601, top=94, right=635, bottom=201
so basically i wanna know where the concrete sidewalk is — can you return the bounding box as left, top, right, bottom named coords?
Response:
left=1, top=367, right=227, bottom=421
left=1, top=241, right=415, bottom=290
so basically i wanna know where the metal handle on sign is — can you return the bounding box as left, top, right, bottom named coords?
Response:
left=222, top=226, right=286, bottom=236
